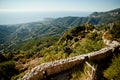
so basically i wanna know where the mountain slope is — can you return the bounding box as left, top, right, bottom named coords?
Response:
left=0, top=18, right=120, bottom=80
left=0, top=25, right=19, bottom=44
left=0, top=8, right=120, bottom=51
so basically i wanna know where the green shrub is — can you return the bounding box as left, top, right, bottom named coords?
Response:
left=63, top=46, right=73, bottom=55
left=5, top=52, right=14, bottom=60
left=72, top=38, right=104, bottom=56
left=104, top=54, right=120, bottom=80
left=74, top=37, right=79, bottom=42
left=70, top=64, right=84, bottom=80
left=0, top=53, right=5, bottom=62
left=109, top=23, right=120, bottom=38
left=0, top=61, right=18, bottom=80
left=70, top=26, right=84, bottom=36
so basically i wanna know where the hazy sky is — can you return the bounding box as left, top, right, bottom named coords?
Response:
left=0, top=0, right=120, bottom=12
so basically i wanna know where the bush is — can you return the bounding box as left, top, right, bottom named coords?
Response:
left=5, top=52, right=14, bottom=60
left=25, top=52, right=34, bottom=59
left=0, top=53, right=5, bottom=62
left=104, top=54, right=120, bottom=80
left=66, top=35, right=73, bottom=40
left=109, top=23, right=120, bottom=38
left=70, top=26, right=84, bottom=36
left=74, top=37, right=79, bottom=42
left=72, top=38, right=104, bottom=56
left=63, top=46, right=73, bottom=55
left=0, top=61, right=18, bottom=80
left=70, top=64, right=84, bottom=79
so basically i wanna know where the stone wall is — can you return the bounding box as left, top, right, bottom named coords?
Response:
left=19, top=33, right=120, bottom=80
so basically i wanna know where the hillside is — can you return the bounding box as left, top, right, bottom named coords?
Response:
left=0, top=20, right=120, bottom=80
left=0, top=8, right=120, bottom=80
left=0, top=8, right=120, bottom=52
left=0, top=25, right=18, bottom=44
left=18, top=21, right=120, bottom=80
left=52, top=8, right=120, bottom=26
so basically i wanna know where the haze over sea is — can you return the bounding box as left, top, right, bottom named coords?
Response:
left=0, top=11, right=90, bottom=25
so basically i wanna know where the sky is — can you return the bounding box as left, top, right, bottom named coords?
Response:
left=0, top=0, right=120, bottom=24
left=0, top=0, right=120, bottom=12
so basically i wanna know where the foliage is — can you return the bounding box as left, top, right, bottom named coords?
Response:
left=41, top=24, right=104, bottom=62
left=0, top=61, right=18, bottom=80
left=0, top=8, right=119, bottom=79
left=109, top=21, right=120, bottom=38
left=10, top=36, right=58, bottom=52
left=73, top=39, right=103, bottom=56
left=70, top=64, right=84, bottom=80
left=0, top=53, right=6, bottom=62
left=104, top=54, right=120, bottom=80
left=1, top=8, right=120, bottom=52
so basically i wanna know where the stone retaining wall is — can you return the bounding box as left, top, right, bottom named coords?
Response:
left=19, top=40, right=120, bottom=80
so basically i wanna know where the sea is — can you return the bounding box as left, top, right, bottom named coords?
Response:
left=0, top=11, right=91, bottom=25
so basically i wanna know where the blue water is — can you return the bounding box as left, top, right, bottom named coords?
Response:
left=0, top=11, right=91, bottom=25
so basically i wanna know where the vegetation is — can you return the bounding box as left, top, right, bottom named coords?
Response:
left=0, top=60, right=17, bottom=80
left=109, top=21, right=120, bottom=40
left=104, top=54, right=120, bottom=80
left=10, top=36, right=58, bottom=52
left=70, top=64, right=84, bottom=80
left=40, top=24, right=104, bottom=63
left=0, top=8, right=120, bottom=80
left=0, top=8, right=120, bottom=52
left=0, top=21, right=120, bottom=79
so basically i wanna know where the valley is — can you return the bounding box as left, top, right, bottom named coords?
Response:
left=0, top=8, right=120, bottom=80
left=0, top=8, right=120, bottom=52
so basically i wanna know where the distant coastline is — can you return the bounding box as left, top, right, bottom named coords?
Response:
left=0, top=11, right=91, bottom=25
